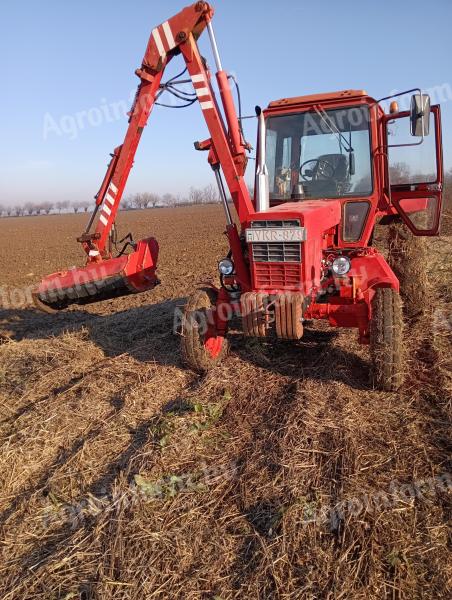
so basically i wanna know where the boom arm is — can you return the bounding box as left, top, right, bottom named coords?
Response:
left=81, top=1, right=254, bottom=264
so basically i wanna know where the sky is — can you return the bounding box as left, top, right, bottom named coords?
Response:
left=1, top=0, right=452, bottom=205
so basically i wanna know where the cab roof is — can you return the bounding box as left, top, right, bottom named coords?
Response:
left=268, top=90, right=368, bottom=108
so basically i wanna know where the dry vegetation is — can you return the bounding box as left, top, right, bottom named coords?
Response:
left=0, top=205, right=450, bottom=599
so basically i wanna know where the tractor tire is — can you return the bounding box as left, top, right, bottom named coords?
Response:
left=370, top=287, right=404, bottom=392
left=387, top=220, right=428, bottom=318
left=181, top=288, right=228, bottom=374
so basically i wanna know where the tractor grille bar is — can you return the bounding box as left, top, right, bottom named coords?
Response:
left=249, top=219, right=302, bottom=263
left=252, top=242, right=301, bottom=263
left=250, top=219, right=300, bottom=228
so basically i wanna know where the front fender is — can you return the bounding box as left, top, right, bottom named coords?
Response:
left=350, top=251, right=399, bottom=295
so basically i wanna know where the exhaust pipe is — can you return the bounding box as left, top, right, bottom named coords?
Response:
left=255, top=106, right=269, bottom=212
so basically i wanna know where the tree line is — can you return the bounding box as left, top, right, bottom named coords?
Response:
left=1, top=172, right=451, bottom=220
left=0, top=184, right=220, bottom=217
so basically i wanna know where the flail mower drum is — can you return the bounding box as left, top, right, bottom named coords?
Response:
left=33, top=238, right=159, bottom=313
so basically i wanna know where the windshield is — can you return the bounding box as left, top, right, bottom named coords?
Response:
left=265, top=105, right=373, bottom=200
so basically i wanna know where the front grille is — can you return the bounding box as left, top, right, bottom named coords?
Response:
left=252, top=242, right=301, bottom=263
left=249, top=219, right=302, bottom=288
left=254, top=263, right=301, bottom=288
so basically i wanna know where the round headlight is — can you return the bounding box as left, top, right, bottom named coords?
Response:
left=218, top=258, right=234, bottom=276
left=332, top=256, right=351, bottom=276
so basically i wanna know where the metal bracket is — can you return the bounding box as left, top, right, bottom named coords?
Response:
left=77, top=232, right=101, bottom=243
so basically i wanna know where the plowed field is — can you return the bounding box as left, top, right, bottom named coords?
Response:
left=0, top=206, right=450, bottom=599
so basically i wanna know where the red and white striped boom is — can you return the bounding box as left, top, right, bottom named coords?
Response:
left=81, top=1, right=254, bottom=264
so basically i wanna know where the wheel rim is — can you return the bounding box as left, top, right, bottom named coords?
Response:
left=204, top=333, right=225, bottom=359
left=201, top=307, right=225, bottom=359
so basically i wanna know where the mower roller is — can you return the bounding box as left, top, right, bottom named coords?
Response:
left=35, top=1, right=444, bottom=391
left=33, top=238, right=159, bottom=313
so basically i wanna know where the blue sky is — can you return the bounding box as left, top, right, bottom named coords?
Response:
left=1, top=0, right=451, bottom=205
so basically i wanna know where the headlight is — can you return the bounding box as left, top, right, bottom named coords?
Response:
left=218, top=258, right=234, bottom=276
left=332, top=256, right=351, bottom=276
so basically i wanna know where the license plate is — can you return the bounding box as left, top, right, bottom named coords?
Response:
left=245, top=227, right=306, bottom=243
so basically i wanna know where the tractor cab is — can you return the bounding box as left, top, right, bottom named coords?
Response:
left=264, top=93, right=372, bottom=205
left=254, top=89, right=444, bottom=246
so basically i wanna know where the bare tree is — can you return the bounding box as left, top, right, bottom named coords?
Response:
left=80, top=201, right=90, bottom=213
left=140, top=192, right=151, bottom=208
left=162, top=193, right=176, bottom=208
left=122, top=196, right=133, bottom=211
left=55, top=200, right=69, bottom=214
left=187, top=184, right=219, bottom=205
left=389, top=162, right=411, bottom=185
left=14, top=205, right=24, bottom=217
left=174, top=193, right=187, bottom=206
left=24, top=202, right=35, bottom=215
left=39, top=201, right=54, bottom=215
left=72, top=201, right=82, bottom=214
left=132, top=193, right=148, bottom=210
left=202, top=183, right=219, bottom=204
left=134, top=192, right=160, bottom=209
left=144, top=192, right=160, bottom=208
left=188, top=186, right=204, bottom=205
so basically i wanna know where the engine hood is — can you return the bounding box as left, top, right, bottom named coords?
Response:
left=249, top=200, right=342, bottom=239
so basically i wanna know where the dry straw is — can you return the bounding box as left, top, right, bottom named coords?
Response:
left=0, top=209, right=450, bottom=599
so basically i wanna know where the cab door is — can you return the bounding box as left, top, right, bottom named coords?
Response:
left=385, top=105, right=443, bottom=235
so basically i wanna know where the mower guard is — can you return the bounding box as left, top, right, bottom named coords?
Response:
left=33, top=237, right=159, bottom=313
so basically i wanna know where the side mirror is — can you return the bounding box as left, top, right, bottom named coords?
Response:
left=410, top=93, right=431, bottom=137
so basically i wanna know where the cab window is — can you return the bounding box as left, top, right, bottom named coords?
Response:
left=387, top=113, right=438, bottom=185
left=266, top=105, right=373, bottom=200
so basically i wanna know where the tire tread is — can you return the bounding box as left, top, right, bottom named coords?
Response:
left=370, top=287, right=403, bottom=391
left=181, top=288, right=228, bottom=373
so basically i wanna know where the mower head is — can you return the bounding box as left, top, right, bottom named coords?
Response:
left=33, top=237, right=159, bottom=313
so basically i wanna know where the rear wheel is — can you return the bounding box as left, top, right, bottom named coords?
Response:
left=181, top=288, right=228, bottom=373
left=387, top=220, right=428, bottom=318
left=370, top=287, right=404, bottom=391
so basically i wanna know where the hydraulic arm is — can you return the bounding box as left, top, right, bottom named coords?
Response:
left=34, top=1, right=253, bottom=312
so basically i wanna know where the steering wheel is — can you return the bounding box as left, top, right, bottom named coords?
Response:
left=300, top=158, right=335, bottom=181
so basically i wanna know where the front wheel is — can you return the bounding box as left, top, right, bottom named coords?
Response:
left=181, top=288, right=228, bottom=373
left=370, top=287, right=404, bottom=392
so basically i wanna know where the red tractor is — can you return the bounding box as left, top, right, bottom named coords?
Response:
left=34, top=2, right=444, bottom=391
